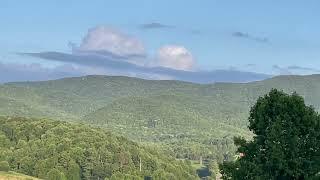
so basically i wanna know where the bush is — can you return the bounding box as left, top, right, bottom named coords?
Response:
left=0, top=161, right=10, bottom=172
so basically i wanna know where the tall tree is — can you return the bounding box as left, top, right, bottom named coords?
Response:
left=220, top=89, right=320, bottom=179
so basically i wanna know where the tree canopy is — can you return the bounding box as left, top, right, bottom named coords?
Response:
left=220, top=89, right=320, bottom=179
left=0, top=117, right=197, bottom=179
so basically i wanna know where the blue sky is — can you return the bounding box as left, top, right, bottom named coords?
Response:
left=1, top=0, right=320, bottom=75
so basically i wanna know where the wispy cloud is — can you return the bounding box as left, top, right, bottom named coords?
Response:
left=287, top=65, right=320, bottom=72
left=272, top=65, right=292, bottom=74
left=139, top=22, right=174, bottom=30
left=272, top=65, right=320, bottom=75
left=232, top=31, right=269, bottom=43
left=138, top=22, right=201, bottom=35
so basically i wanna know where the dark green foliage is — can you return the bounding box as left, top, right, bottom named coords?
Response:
left=0, top=161, right=10, bottom=172
left=220, top=89, right=320, bottom=179
left=0, top=117, right=197, bottom=179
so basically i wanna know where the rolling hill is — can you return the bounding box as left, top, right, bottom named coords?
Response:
left=1, top=74, right=320, bottom=163
left=0, top=117, right=197, bottom=180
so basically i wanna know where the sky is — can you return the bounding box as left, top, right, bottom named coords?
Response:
left=1, top=0, right=320, bottom=82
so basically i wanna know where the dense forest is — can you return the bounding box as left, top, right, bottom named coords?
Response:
left=1, top=75, right=320, bottom=179
left=0, top=117, right=197, bottom=179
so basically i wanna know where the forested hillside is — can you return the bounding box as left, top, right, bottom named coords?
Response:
left=1, top=75, right=320, bottom=169
left=83, top=94, right=251, bottom=163
left=0, top=117, right=197, bottom=180
left=2, top=75, right=320, bottom=123
left=0, top=76, right=202, bottom=120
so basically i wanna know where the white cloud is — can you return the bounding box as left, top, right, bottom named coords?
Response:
left=154, top=45, right=196, bottom=71
left=75, top=26, right=146, bottom=57
left=71, top=26, right=196, bottom=70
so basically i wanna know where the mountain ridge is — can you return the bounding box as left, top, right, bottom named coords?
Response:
left=1, top=74, right=320, bottom=163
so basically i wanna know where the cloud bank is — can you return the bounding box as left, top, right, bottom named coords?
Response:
left=20, top=51, right=270, bottom=83
left=11, top=25, right=271, bottom=83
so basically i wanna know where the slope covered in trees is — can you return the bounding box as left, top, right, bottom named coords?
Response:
left=1, top=75, right=320, bottom=123
left=1, top=75, right=320, bottom=167
left=83, top=94, right=250, bottom=163
left=0, top=117, right=197, bottom=180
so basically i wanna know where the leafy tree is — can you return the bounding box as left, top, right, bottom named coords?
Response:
left=0, top=161, right=10, bottom=172
left=110, top=172, right=124, bottom=180
left=220, top=89, right=320, bottom=179
left=66, top=161, right=80, bottom=180
left=47, top=168, right=65, bottom=180
left=0, top=133, right=11, bottom=148
left=20, top=157, right=34, bottom=175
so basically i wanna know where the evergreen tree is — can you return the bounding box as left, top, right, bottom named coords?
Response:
left=220, top=89, right=320, bottom=179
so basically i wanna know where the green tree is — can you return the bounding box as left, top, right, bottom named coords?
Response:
left=110, top=172, right=124, bottom=180
left=47, top=168, right=65, bottom=180
left=0, top=133, right=11, bottom=148
left=20, top=156, right=34, bottom=175
left=66, top=161, right=80, bottom=180
left=220, top=89, right=320, bottom=179
left=0, top=161, right=10, bottom=172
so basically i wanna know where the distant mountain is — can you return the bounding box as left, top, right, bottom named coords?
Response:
left=2, top=74, right=320, bottom=120
left=20, top=51, right=271, bottom=83
left=1, top=74, right=320, bottom=162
